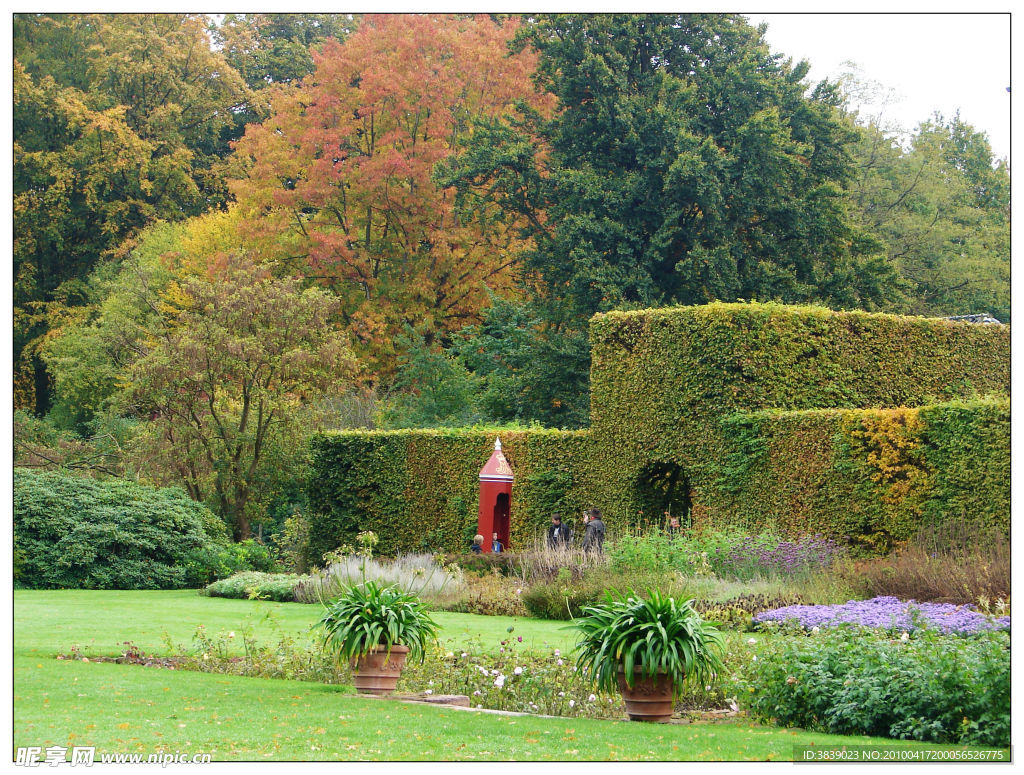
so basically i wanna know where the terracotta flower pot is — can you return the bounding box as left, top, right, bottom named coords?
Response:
left=616, top=667, right=675, bottom=722
left=353, top=644, right=409, bottom=696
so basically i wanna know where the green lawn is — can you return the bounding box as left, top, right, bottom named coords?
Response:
left=13, top=590, right=997, bottom=761
left=14, top=589, right=576, bottom=657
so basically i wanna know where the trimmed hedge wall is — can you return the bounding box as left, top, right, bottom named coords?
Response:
left=307, top=303, right=1008, bottom=552
left=14, top=468, right=230, bottom=589
left=588, top=302, right=1010, bottom=533
left=708, top=397, right=1009, bottom=545
left=307, top=428, right=590, bottom=559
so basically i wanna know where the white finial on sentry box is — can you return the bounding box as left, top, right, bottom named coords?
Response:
left=495, top=437, right=502, bottom=451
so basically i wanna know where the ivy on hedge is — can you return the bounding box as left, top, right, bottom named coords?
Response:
left=307, top=428, right=590, bottom=560
left=587, top=302, right=1009, bottom=538
left=708, top=397, right=1009, bottom=547
left=14, top=468, right=230, bottom=589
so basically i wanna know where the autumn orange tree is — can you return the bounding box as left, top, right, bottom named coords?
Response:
left=229, top=13, right=552, bottom=374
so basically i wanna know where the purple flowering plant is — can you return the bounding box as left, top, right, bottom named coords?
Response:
left=694, top=531, right=845, bottom=580
left=754, top=596, right=1010, bottom=635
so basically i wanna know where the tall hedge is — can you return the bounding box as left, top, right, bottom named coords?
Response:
left=307, top=428, right=590, bottom=559
left=588, top=302, right=1010, bottom=530
left=707, top=397, right=1009, bottom=546
left=14, top=468, right=229, bottom=589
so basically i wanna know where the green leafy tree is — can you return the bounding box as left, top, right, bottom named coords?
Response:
left=214, top=13, right=356, bottom=89
left=377, top=329, right=481, bottom=429
left=453, top=297, right=590, bottom=428
left=841, top=98, right=1010, bottom=321
left=444, top=13, right=891, bottom=315
left=441, top=14, right=894, bottom=422
left=14, top=13, right=253, bottom=414
left=211, top=13, right=357, bottom=135
left=122, top=254, right=358, bottom=539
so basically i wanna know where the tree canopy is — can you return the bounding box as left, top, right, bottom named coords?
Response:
left=443, top=14, right=895, bottom=322
left=229, top=13, right=552, bottom=375
left=13, top=13, right=253, bottom=414
left=15, top=13, right=1009, bottom=536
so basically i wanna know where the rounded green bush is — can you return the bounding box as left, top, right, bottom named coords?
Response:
left=742, top=625, right=1010, bottom=746
left=14, top=468, right=228, bottom=589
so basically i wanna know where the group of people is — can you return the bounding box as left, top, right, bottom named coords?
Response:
left=546, top=508, right=605, bottom=554
left=469, top=508, right=607, bottom=554
left=470, top=531, right=505, bottom=553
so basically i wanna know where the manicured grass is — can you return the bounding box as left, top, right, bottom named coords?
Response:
left=13, top=590, right=999, bottom=761
left=14, top=589, right=576, bottom=658
left=15, top=653, right=973, bottom=761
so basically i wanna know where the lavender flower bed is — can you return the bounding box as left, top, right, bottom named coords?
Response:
left=754, top=596, right=1010, bottom=635
left=707, top=533, right=844, bottom=579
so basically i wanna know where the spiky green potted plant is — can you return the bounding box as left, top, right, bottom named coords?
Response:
left=571, top=589, right=725, bottom=722
left=315, top=580, right=439, bottom=695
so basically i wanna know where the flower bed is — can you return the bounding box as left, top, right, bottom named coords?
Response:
left=754, top=596, right=1010, bottom=634
left=700, top=533, right=845, bottom=580
left=741, top=626, right=1010, bottom=746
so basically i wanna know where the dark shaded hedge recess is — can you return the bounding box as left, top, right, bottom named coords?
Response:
left=587, top=302, right=1009, bottom=535
left=709, top=397, right=1009, bottom=546
left=14, top=468, right=229, bottom=589
left=307, top=428, right=589, bottom=559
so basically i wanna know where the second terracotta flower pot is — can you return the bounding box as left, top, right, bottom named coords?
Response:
left=616, top=667, right=675, bottom=722
left=353, top=644, right=409, bottom=695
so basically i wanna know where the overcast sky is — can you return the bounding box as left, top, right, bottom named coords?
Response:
left=747, top=13, right=1011, bottom=162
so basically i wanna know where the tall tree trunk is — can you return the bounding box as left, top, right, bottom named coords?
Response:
left=231, top=488, right=251, bottom=541
left=32, top=354, right=53, bottom=416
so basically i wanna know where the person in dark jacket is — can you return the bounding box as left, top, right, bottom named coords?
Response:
left=547, top=513, right=571, bottom=549
left=582, top=508, right=606, bottom=554
left=471, top=534, right=484, bottom=553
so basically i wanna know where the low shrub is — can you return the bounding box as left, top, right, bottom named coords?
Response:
left=14, top=468, right=228, bottom=589
left=606, top=528, right=694, bottom=574
left=272, top=510, right=313, bottom=574
left=517, top=562, right=671, bottom=621
left=850, top=519, right=1010, bottom=606
left=437, top=571, right=529, bottom=617
left=294, top=551, right=465, bottom=607
left=742, top=626, right=1010, bottom=746
left=182, top=540, right=281, bottom=587
left=203, top=572, right=303, bottom=602
left=443, top=552, right=517, bottom=578
left=520, top=577, right=605, bottom=621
